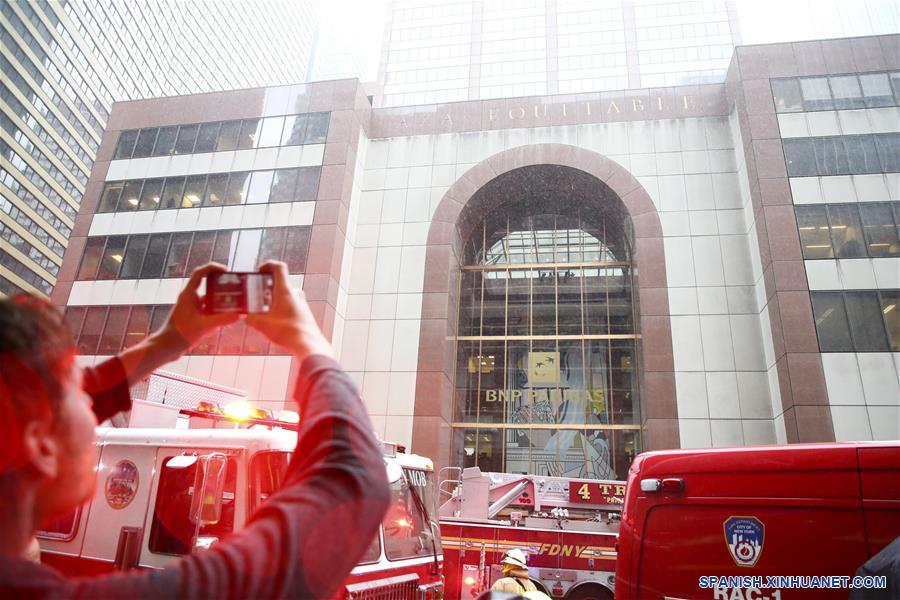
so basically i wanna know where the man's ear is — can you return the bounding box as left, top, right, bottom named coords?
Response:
left=21, top=418, right=58, bottom=479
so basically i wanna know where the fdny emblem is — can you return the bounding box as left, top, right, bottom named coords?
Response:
left=724, top=516, right=764, bottom=567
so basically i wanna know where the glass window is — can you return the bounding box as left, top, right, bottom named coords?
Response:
left=119, top=235, right=149, bottom=279
left=828, top=205, right=866, bottom=258
left=37, top=507, right=80, bottom=541
left=800, top=77, right=833, bottom=111
left=783, top=138, right=817, bottom=177
left=224, top=172, right=250, bottom=205
left=860, top=73, right=894, bottom=108
left=295, top=167, right=320, bottom=201
left=163, top=232, right=193, bottom=278
left=141, top=234, right=172, bottom=278
left=269, top=169, right=298, bottom=203
left=173, top=124, right=198, bottom=154
left=132, top=128, right=158, bottom=159
left=257, top=117, right=285, bottom=147
left=245, top=171, right=274, bottom=204
left=148, top=455, right=237, bottom=556
left=149, top=305, right=169, bottom=336
left=77, top=237, right=105, bottom=280
left=161, top=177, right=185, bottom=210
left=63, top=307, right=86, bottom=340
left=382, top=469, right=440, bottom=561
left=796, top=205, right=834, bottom=259
left=215, top=121, right=241, bottom=152
left=814, top=137, right=850, bottom=176
left=185, top=231, right=216, bottom=272
left=117, top=180, right=144, bottom=212
left=879, top=291, right=900, bottom=351
left=123, top=305, right=151, bottom=348
left=217, top=320, right=246, bottom=354
left=890, top=72, right=900, bottom=103
left=844, top=135, right=881, bottom=174
left=212, top=230, right=235, bottom=266
left=98, top=182, right=124, bottom=213
left=875, top=134, right=900, bottom=172
left=845, top=292, right=890, bottom=351
left=152, top=126, right=178, bottom=156
left=97, top=235, right=127, bottom=279
left=250, top=451, right=290, bottom=513
left=811, top=293, right=852, bottom=351
left=828, top=75, right=865, bottom=109
left=859, top=203, right=900, bottom=257
left=238, top=119, right=261, bottom=150
left=231, top=229, right=262, bottom=271
left=98, top=306, right=129, bottom=354
left=281, top=114, right=307, bottom=145
left=194, top=122, right=220, bottom=153
left=242, top=323, right=269, bottom=355
left=304, top=112, right=329, bottom=144
left=138, top=178, right=164, bottom=211
left=283, top=227, right=310, bottom=271
left=258, top=228, right=287, bottom=263
left=114, top=130, right=138, bottom=159
left=772, top=78, right=802, bottom=113
left=78, top=307, right=107, bottom=354
left=182, top=175, right=206, bottom=209
left=203, top=173, right=229, bottom=207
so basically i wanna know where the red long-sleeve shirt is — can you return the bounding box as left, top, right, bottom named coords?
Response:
left=0, top=355, right=390, bottom=599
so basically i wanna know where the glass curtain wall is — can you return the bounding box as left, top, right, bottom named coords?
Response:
left=451, top=202, right=640, bottom=480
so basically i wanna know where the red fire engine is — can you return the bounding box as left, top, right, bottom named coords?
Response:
left=439, top=466, right=625, bottom=599
left=37, top=370, right=443, bottom=599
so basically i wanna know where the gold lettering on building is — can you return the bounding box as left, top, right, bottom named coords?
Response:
left=607, top=101, right=620, bottom=114
left=682, top=95, right=696, bottom=110
left=534, top=104, right=548, bottom=118
left=632, top=98, right=644, bottom=111
left=488, top=108, right=498, bottom=122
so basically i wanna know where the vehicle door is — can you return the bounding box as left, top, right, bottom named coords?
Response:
left=138, top=447, right=245, bottom=568
left=79, top=442, right=156, bottom=565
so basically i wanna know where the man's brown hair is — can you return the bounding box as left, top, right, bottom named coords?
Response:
left=0, top=295, right=76, bottom=472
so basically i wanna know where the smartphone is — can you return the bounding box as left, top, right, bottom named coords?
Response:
left=205, top=271, right=274, bottom=314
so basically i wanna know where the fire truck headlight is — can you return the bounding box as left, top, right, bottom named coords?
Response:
left=464, top=576, right=476, bottom=586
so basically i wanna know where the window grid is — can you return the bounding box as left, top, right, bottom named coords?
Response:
left=96, top=167, right=320, bottom=213
left=811, top=290, right=899, bottom=352
left=75, top=226, right=311, bottom=282
left=113, top=112, right=330, bottom=160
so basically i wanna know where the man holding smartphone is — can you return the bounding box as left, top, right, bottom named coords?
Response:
left=0, top=261, right=390, bottom=598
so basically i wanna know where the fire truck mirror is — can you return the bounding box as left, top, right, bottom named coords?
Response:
left=385, top=458, right=404, bottom=484
left=190, top=453, right=228, bottom=528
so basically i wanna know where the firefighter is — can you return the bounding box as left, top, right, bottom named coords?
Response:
left=491, top=548, right=539, bottom=595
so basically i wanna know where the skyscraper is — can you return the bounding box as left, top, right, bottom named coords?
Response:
left=374, top=0, right=741, bottom=107
left=1, top=0, right=323, bottom=297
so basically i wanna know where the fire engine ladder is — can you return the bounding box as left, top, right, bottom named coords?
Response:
left=439, top=467, right=538, bottom=520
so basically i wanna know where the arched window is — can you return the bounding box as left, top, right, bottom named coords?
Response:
left=451, top=192, right=640, bottom=480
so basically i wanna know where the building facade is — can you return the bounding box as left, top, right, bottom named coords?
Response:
left=1, top=0, right=323, bottom=298
left=53, top=34, right=899, bottom=479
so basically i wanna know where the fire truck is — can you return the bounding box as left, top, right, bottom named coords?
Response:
left=37, top=371, right=444, bottom=599
left=439, top=466, right=625, bottom=599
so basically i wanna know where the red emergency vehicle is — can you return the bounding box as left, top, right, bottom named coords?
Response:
left=439, top=466, right=625, bottom=599
left=37, top=372, right=443, bottom=599
left=616, top=441, right=900, bottom=600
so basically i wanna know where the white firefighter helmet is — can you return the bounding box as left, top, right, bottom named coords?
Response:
left=500, top=548, right=529, bottom=569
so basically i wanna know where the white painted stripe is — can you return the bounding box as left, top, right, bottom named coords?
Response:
left=107, top=145, right=325, bottom=182
left=88, top=203, right=315, bottom=236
